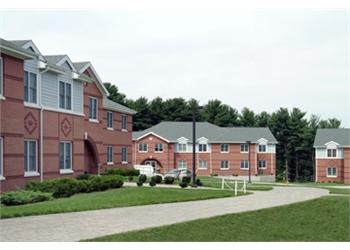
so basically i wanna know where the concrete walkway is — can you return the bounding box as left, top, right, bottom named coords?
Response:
left=0, top=187, right=328, bottom=242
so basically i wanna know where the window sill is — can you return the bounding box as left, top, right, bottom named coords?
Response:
left=0, top=95, right=6, bottom=101
left=121, top=129, right=128, bottom=132
left=138, top=151, right=148, bottom=153
left=89, top=119, right=99, bottom=123
left=107, top=127, right=114, bottom=131
left=24, top=102, right=40, bottom=109
left=240, top=168, right=249, bottom=171
left=60, top=169, right=74, bottom=175
left=326, top=175, right=337, bottom=178
left=258, top=167, right=267, bottom=170
left=0, top=175, right=6, bottom=181
left=154, top=151, right=164, bottom=153
left=107, top=162, right=114, bottom=165
left=24, top=172, right=40, bottom=177
left=220, top=151, right=230, bottom=154
left=198, top=168, right=208, bottom=170
left=122, top=161, right=128, bottom=165
left=220, top=168, right=230, bottom=170
left=240, top=151, right=249, bottom=154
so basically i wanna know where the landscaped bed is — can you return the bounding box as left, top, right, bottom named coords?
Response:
left=0, top=187, right=242, bottom=219
left=86, top=196, right=350, bottom=242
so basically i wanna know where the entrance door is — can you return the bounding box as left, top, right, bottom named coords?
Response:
left=145, top=160, right=159, bottom=173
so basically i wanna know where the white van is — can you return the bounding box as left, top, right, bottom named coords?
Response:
left=134, top=165, right=155, bottom=177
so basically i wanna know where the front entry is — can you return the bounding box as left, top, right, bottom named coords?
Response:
left=84, top=140, right=99, bottom=174
left=144, top=160, right=160, bottom=173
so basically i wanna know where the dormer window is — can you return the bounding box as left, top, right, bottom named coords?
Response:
left=198, top=143, right=207, bottom=152
left=178, top=143, right=187, bottom=152
left=327, top=149, right=337, bottom=158
left=258, top=144, right=267, bottom=152
left=59, top=81, right=72, bottom=110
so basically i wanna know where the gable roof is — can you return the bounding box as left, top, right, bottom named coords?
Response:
left=9, top=40, right=31, bottom=47
left=0, top=38, right=37, bottom=60
left=314, top=128, right=350, bottom=147
left=132, top=121, right=278, bottom=143
left=103, top=97, right=136, bottom=115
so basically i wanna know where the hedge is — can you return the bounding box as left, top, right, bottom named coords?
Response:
left=102, top=168, right=140, bottom=177
left=1, top=190, right=52, bottom=206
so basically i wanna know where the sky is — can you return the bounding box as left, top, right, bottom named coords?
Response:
left=1, top=9, right=349, bottom=126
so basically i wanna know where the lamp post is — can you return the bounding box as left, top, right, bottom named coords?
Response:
left=247, top=140, right=251, bottom=183
left=192, top=108, right=197, bottom=187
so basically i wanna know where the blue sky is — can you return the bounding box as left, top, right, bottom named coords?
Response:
left=1, top=9, right=349, bottom=126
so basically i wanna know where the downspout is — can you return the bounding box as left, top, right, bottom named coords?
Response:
left=39, top=67, right=49, bottom=182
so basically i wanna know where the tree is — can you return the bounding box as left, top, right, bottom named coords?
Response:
left=126, top=97, right=153, bottom=131
left=104, top=82, right=127, bottom=105
left=256, top=111, right=271, bottom=127
left=239, top=107, right=256, bottom=127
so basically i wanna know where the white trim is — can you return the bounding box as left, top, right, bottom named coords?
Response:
left=0, top=137, right=3, bottom=179
left=88, top=96, right=98, bottom=121
left=60, top=169, right=74, bottom=174
left=0, top=95, right=5, bottom=101
left=138, top=143, right=148, bottom=153
left=107, top=162, right=114, bottom=165
left=136, top=132, right=170, bottom=143
left=107, top=111, right=114, bottom=129
left=0, top=176, right=5, bottom=181
left=121, top=114, right=127, bottom=130
left=324, top=141, right=340, bottom=147
left=59, top=141, right=73, bottom=171
left=107, top=145, right=113, bottom=164
left=107, top=127, right=114, bottom=131
left=43, top=106, right=85, bottom=117
left=240, top=160, right=250, bottom=170
left=198, top=159, right=208, bottom=169
left=154, top=143, right=164, bottom=153
left=56, top=55, right=77, bottom=72
left=258, top=160, right=267, bottom=169
left=257, top=138, right=268, bottom=144
left=24, top=70, right=39, bottom=105
left=24, top=139, right=38, bottom=174
left=58, top=80, right=73, bottom=111
left=121, top=146, right=128, bottom=163
left=21, top=40, right=45, bottom=60
left=77, top=62, right=109, bottom=96
left=220, top=160, right=230, bottom=170
left=24, top=171, right=40, bottom=177
left=220, top=144, right=230, bottom=153
left=0, top=57, right=3, bottom=97
left=121, top=129, right=128, bottom=132
left=24, top=102, right=41, bottom=109
left=240, top=143, right=249, bottom=153
left=122, top=161, right=128, bottom=164
left=89, top=119, right=99, bottom=123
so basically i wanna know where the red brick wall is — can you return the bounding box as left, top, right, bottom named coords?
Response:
left=316, top=158, right=344, bottom=183
left=344, top=148, right=350, bottom=184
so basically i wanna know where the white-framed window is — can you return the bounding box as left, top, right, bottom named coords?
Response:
left=178, top=160, right=187, bottom=169
left=24, top=71, right=37, bottom=104
left=327, top=149, right=337, bottom=158
left=220, top=160, right=229, bottom=169
left=121, top=114, right=127, bottom=130
left=24, top=140, right=37, bottom=173
left=240, top=160, right=249, bottom=169
left=155, top=143, right=163, bottom=152
left=240, top=143, right=249, bottom=153
left=89, top=97, right=97, bottom=120
left=258, top=144, right=267, bottom=152
left=107, top=111, right=113, bottom=129
left=121, top=146, right=128, bottom=163
left=59, top=81, right=72, bottom=110
left=138, top=143, right=148, bottom=152
left=220, top=144, right=229, bottom=153
left=199, top=160, right=207, bottom=169
left=0, top=137, right=3, bottom=178
left=258, top=160, right=266, bottom=169
left=60, top=141, right=72, bottom=171
left=0, top=57, right=4, bottom=96
left=178, top=143, right=187, bottom=152
left=107, top=146, right=113, bottom=164
left=327, top=167, right=337, bottom=177
left=198, top=143, right=207, bottom=152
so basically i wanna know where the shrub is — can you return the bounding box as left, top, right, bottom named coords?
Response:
left=52, top=179, right=80, bottom=198
left=103, top=168, right=140, bottom=177
left=76, top=180, right=93, bottom=193
left=151, top=175, right=162, bottom=184
left=76, top=173, right=92, bottom=180
left=149, top=180, right=156, bottom=187
left=138, top=174, right=147, bottom=183
left=128, top=176, right=134, bottom=182
left=179, top=181, right=188, bottom=188
left=1, top=190, right=52, bottom=206
left=26, top=179, right=58, bottom=193
left=137, top=181, right=143, bottom=187
left=164, top=176, right=175, bottom=184
left=182, top=176, right=191, bottom=184
left=196, top=178, right=203, bottom=186
left=211, top=173, right=218, bottom=177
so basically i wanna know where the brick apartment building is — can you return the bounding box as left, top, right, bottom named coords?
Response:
left=0, top=38, right=136, bottom=192
left=314, top=128, right=350, bottom=184
left=132, top=122, right=278, bottom=181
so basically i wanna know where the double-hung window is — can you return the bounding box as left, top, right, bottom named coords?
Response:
left=138, top=143, right=148, bottom=152
left=121, top=114, right=127, bottom=131
left=121, top=147, right=128, bottom=163
left=258, top=160, right=266, bottom=169
left=24, top=140, right=37, bottom=174
left=240, top=143, right=249, bottom=153
left=155, top=143, right=163, bottom=152
left=258, top=144, right=267, bottom=152
left=327, top=167, right=337, bottom=177
left=327, top=149, right=337, bottom=158
left=60, top=141, right=72, bottom=172
left=199, top=160, right=207, bottom=169
left=178, top=143, right=187, bottom=152
left=24, top=71, right=37, bottom=104
left=0, top=57, right=3, bottom=96
left=89, top=97, right=97, bottom=120
left=107, top=111, right=113, bottom=129
left=178, top=160, right=187, bottom=169
left=220, top=160, right=229, bottom=169
left=107, top=146, right=113, bottom=164
left=59, top=81, right=72, bottom=110
left=220, top=144, right=229, bottom=153
left=0, top=137, right=3, bottom=178
left=240, top=160, right=249, bottom=169
left=198, top=143, right=207, bottom=152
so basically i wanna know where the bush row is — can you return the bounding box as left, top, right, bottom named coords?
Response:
left=102, top=168, right=140, bottom=177
left=0, top=190, right=53, bottom=206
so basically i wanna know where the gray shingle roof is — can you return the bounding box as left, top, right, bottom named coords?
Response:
left=9, top=40, right=31, bottom=47
left=103, top=97, right=137, bottom=115
left=73, top=62, right=89, bottom=72
left=314, top=128, right=350, bottom=147
left=132, top=121, right=278, bottom=143
left=44, top=55, right=67, bottom=65
left=0, top=38, right=37, bottom=59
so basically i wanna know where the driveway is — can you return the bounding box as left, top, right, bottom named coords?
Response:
left=0, top=187, right=328, bottom=242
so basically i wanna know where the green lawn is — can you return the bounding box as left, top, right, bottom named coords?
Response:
left=0, top=187, right=239, bottom=219
left=327, top=188, right=350, bottom=195
left=87, top=196, right=350, bottom=242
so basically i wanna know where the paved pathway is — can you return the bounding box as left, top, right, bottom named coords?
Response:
left=0, top=187, right=328, bottom=242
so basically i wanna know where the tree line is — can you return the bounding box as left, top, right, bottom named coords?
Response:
left=104, top=83, right=341, bottom=182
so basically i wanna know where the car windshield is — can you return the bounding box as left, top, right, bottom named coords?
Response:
left=168, top=169, right=180, bottom=174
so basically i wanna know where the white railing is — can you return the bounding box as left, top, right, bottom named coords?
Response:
left=221, top=178, right=247, bottom=196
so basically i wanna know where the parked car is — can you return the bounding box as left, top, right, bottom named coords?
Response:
left=134, top=165, right=155, bottom=177
left=165, top=169, right=192, bottom=180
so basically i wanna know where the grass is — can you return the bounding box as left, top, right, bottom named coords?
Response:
left=0, top=187, right=240, bottom=219
left=327, top=188, right=350, bottom=195
left=199, top=176, right=274, bottom=191
left=87, top=196, right=350, bottom=242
